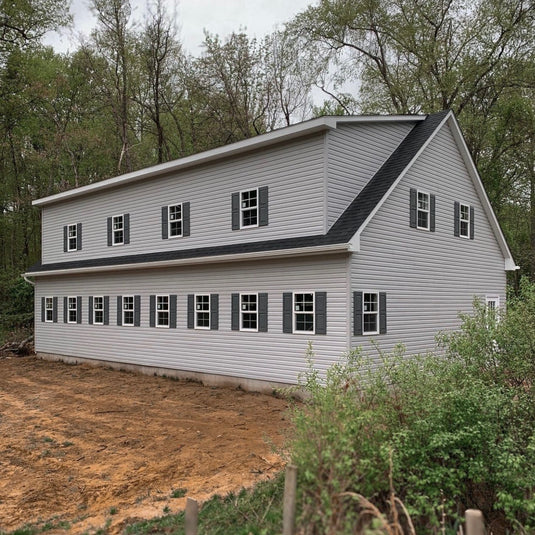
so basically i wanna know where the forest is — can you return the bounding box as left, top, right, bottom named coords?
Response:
left=0, top=0, right=534, bottom=335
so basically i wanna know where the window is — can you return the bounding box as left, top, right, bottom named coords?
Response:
left=459, top=203, right=470, bottom=238
left=113, top=215, right=124, bottom=245
left=410, top=188, right=435, bottom=232
left=168, top=204, right=182, bottom=237
left=156, top=295, right=169, bottom=327
left=417, top=191, right=430, bottom=230
left=67, top=224, right=77, bottom=251
left=293, top=292, right=315, bottom=333
left=93, top=296, right=104, bottom=325
left=195, top=294, right=210, bottom=329
left=363, top=292, right=379, bottom=334
left=63, top=223, right=81, bottom=252
left=240, top=294, right=258, bottom=331
left=68, top=296, right=77, bottom=323
left=45, top=297, right=53, bottom=322
left=123, top=296, right=134, bottom=326
left=241, top=189, right=258, bottom=228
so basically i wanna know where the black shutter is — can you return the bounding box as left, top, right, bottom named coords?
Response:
left=150, top=295, right=156, bottom=327
left=409, top=188, right=417, bottom=228
left=63, top=296, right=67, bottom=323
left=187, top=294, right=194, bottom=329
left=231, top=192, right=240, bottom=230
left=53, top=297, right=58, bottom=323
left=103, top=296, right=109, bottom=325
left=231, top=293, right=239, bottom=331
left=454, top=201, right=460, bottom=237
left=107, top=217, right=112, bottom=246
left=124, top=213, right=130, bottom=244
left=315, top=292, right=327, bottom=335
left=170, top=295, right=177, bottom=329
left=470, top=206, right=475, bottom=240
left=354, top=291, right=363, bottom=336
left=210, top=294, right=219, bottom=330
left=88, top=296, right=93, bottom=325
left=430, top=194, right=436, bottom=232
left=41, top=297, right=45, bottom=322
left=63, top=226, right=68, bottom=252
left=258, top=293, right=268, bottom=332
left=183, top=202, right=190, bottom=237
left=282, top=292, right=293, bottom=334
left=77, top=296, right=82, bottom=324
left=117, top=296, right=122, bottom=326
left=161, top=206, right=168, bottom=239
left=259, top=186, right=268, bottom=227
left=77, top=223, right=82, bottom=250
left=134, top=295, right=140, bottom=326
left=379, top=292, right=387, bottom=334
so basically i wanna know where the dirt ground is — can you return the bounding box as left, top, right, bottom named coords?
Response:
left=0, top=356, right=290, bottom=534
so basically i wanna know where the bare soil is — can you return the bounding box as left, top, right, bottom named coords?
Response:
left=0, top=356, right=289, bottom=534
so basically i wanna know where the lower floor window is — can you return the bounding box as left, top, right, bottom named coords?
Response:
left=123, top=296, right=134, bottom=326
left=68, top=296, right=77, bottom=323
left=157, top=295, right=169, bottom=327
left=294, top=292, right=314, bottom=333
left=195, top=294, right=210, bottom=329
left=363, top=292, right=379, bottom=334
left=94, top=296, right=104, bottom=324
left=241, top=294, right=257, bottom=331
left=45, top=297, right=53, bottom=322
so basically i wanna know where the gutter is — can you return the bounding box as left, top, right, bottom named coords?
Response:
left=22, top=274, right=35, bottom=286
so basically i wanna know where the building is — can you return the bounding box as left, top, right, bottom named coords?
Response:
left=25, top=111, right=515, bottom=390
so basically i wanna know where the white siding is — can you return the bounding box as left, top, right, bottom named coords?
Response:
left=327, top=122, right=414, bottom=227
left=351, top=122, right=506, bottom=361
left=41, top=134, right=326, bottom=265
left=34, top=255, right=350, bottom=385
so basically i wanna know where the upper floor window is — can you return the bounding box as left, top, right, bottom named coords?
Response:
left=67, top=224, right=77, bottom=251
left=459, top=203, right=470, bottom=238
left=417, top=192, right=429, bottom=230
left=45, top=297, right=54, bottom=322
left=410, top=188, right=435, bottom=232
left=63, top=223, right=81, bottom=252
left=231, top=187, right=269, bottom=230
left=454, top=201, right=474, bottom=240
left=241, top=189, right=258, bottom=228
left=107, top=214, right=130, bottom=246
left=162, top=203, right=190, bottom=240
left=168, top=205, right=182, bottom=237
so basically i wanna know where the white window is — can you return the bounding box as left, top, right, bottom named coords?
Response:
left=113, top=215, right=124, bottom=245
left=67, top=224, right=77, bottom=251
left=293, top=292, right=314, bottom=333
left=68, top=296, right=77, bottom=323
left=123, top=296, right=134, bottom=326
left=363, top=292, right=379, bottom=335
left=486, top=295, right=500, bottom=321
left=93, top=296, right=104, bottom=325
left=417, top=191, right=430, bottom=230
left=459, top=203, right=470, bottom=238
left=157, top=295, right=169, bottom=327
left=195, top=294, right=210, bottom=329
left=241, top=189, right=258, bottom=228
left=45, top=297, right=53, bottom=322
left=168, top=204, right=182, bottom=238
left=240, top=294, right=258, bottom=331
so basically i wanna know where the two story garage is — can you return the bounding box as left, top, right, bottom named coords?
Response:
left=26, top=111, right=515, bottom=390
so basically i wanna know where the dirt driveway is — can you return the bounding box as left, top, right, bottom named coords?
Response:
left=0, top=356, right=289, bottom=533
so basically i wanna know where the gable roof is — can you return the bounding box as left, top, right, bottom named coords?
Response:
left=26, top=111, right=515, bottom=275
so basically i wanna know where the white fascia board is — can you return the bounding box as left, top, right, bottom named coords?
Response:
left=333, top=115, right=425, bottom=124
left=25, top=242, right=352, bottom=278
left=348, top=111, right=452, bottom=251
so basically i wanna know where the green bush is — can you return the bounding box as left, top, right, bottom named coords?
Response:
left=288, top=282, right=535, bottom=534
left=0, top=274, right=34, bottom=341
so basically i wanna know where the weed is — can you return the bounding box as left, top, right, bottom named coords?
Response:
left=109, top=507, right=118, bottom=515
left=170, top=488, right=187, bottom=499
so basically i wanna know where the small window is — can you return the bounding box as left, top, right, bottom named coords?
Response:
left=417, top=191, right=430, bottom=230
left=45, top=297, right=54, bottom=322
left=168, top=204, right=182, bottom=238
left=363, top=292, right=379, bottom=335
left=195, top=294, right=210, bottom=329
left=293, top=292, right=314, bottom=333
left=123, top=296, right=134, bottom=326
left=241, top=189, right=258, bottom=228
left=240, top=294, right=258, bottom=331
left=93, top=296, right=104, bottom=325
left=67, top=224, right=77, bottom=251
left=459, top=203, right=470, bottom=238
left=157, top=295, right=169, bottom=327
left=68, top=296, right=77, bottom=324
left=113, top=215, right=124, bottom=245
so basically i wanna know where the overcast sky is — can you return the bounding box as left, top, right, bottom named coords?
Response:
left=44, top=0, right=314, bottom=55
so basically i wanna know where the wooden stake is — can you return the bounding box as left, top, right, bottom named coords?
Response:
left=465, top=509, right=485, bottom=535
left=283, top=464, right=297, bottom=535
left=185, top=497, right=198, bottom=535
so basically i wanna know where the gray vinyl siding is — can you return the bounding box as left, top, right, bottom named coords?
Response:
left=351, top=122, right=506, bottom=361
left=326, top=122, right=414, bottom=227
left=41, top=134, right=326, bottom=265
left=34, top=255, right=350, bottom=385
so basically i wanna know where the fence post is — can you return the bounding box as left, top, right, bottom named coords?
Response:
left=465, top=509, right=485, bottom=535
left=185, top=497, right=198, bottom=535
left=283, top=464, right=298, bottom=535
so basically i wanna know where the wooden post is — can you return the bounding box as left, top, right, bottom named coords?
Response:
left=465, top=509, right=485, bottom=535
left=283, top=464, right=297, bottom=535
left=185, top=497, right=198, bottom=535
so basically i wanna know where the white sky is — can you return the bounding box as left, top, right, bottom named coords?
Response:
left=44, top=0, right=315, bottom=55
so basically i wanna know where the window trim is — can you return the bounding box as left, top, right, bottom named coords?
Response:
left=292, top=291, right=315, bottom=335
left=416, top=190, right=430, bottom=231
left=194, top=293, right=211, bottom=330
left=240, top=293, right=258, bottom=332
left=240, top=188, right=259, bottom=229
left=167, top=203, right=183, bottom=239
left=67, top=223, right=78, bottom=252
left=67, top=296, right=78, bottom=324
left=156, top=294, right=170, bottom=328
left=112, top=214, right=124, bottom=246
left=459, top=202, right=470, bottom=239
left=93, top=295, right=104, bottom=325
left=362, top=291, right=380, bottom=336
left=45, top=296, right=54, bottom=322
left=122, top=295, right=135, bottom=326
